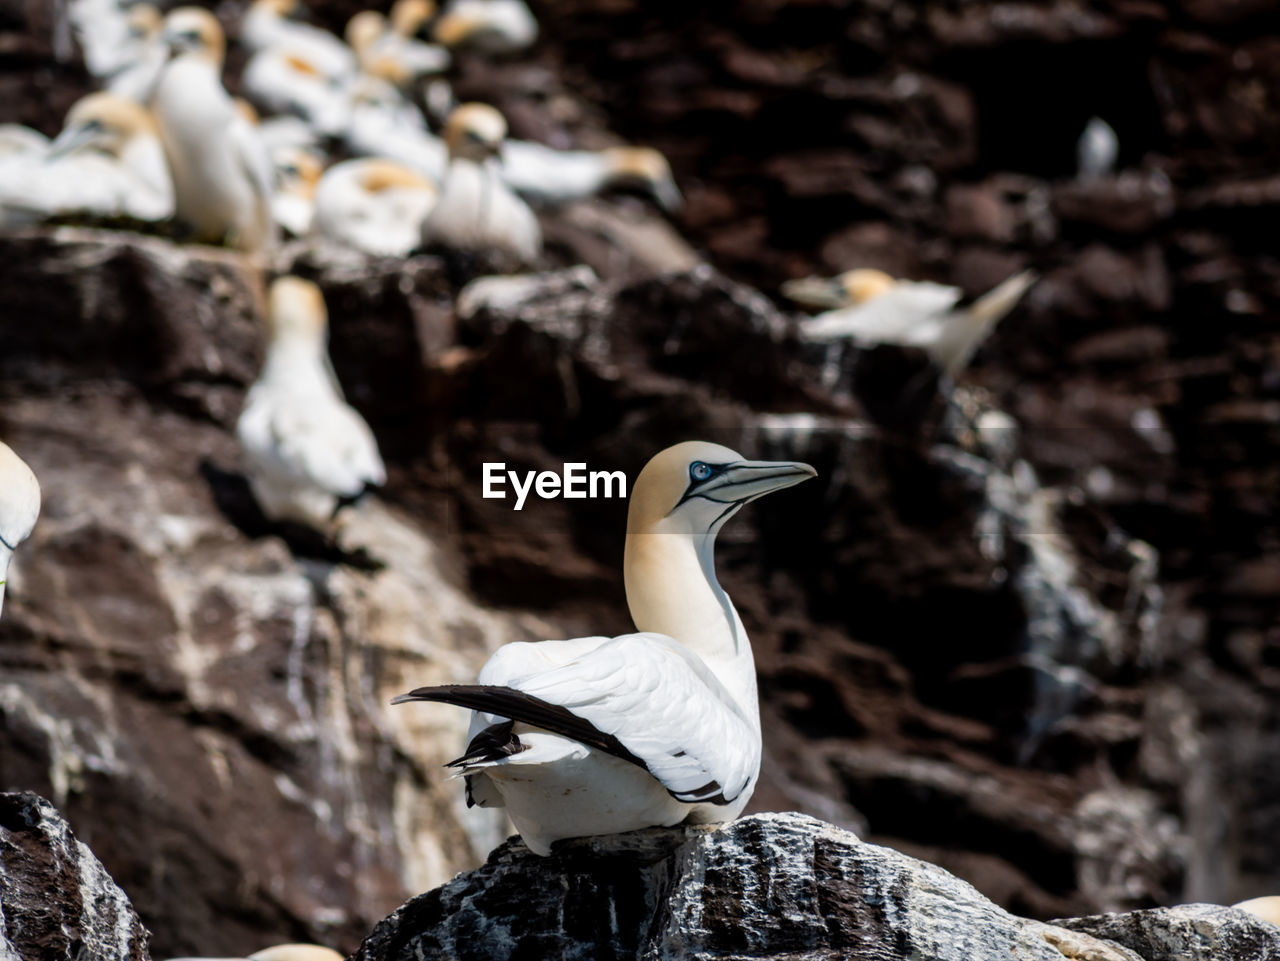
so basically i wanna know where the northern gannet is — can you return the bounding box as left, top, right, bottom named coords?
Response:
left=343, top=75, right=448, bottom=180
left=784, top=268, right=1038, bottom=377
left=346, top=3, right=451, bottom=83
left=0, top=441, right=40, bottom=619
left=151, top=7, right=277, bottom=251
left=433, top=0, right=537, bottom=54
left=500, top=141, right=683, bottom=212
left=236, top=276, right=386, bottom=530
left=1077, top=116, right=1118, bottom=182
left=240, top=0, right=355, bottom=81
left=313, top=157, right=437, bottom=257
left=0, top=125, right=48, bottom=159
left=1234, top=897, right=1280, bottom=926
left=270, top=147, right=323, bottom=237
left=421, top=102, right=541, bottom=264
left=105, top=4, right=167, bottom=103
left=163, top=944, right=343, bottom=961
left=0, top=92, right=173, bottom=228
left=242, top=46, right=351, bottom=137
left=394, top=441, right=816, bottom=855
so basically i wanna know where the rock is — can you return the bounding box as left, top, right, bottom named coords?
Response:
left=0, top=791, right=150, bottom=961
left=1056, top=903, right=1280, bottom=960
left=353, top=812, right=1147, bottom=961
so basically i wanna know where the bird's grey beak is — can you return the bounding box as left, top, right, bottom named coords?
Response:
left=0, top=547, right=12, bottom=620
left=707, top=460, right=817, bottom=504
left=46, top=122, right=99, bottom=161
left=653, top=178, right=683, bottom=215
left=779, top=276, right=848, bottom=311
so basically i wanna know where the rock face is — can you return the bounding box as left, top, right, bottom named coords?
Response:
left=0, top=791, right=150, bottom=961
left=356, top=811, right=1260, bottom=961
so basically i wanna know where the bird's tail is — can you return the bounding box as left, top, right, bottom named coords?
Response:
left=966, top=269, right=1038, bottom=328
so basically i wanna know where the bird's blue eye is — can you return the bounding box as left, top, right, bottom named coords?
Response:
left=690, top=462, right=713, bottom=482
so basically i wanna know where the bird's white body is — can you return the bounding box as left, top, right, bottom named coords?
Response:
left=151, top=56, right=276, bottom=250
left=0, top=125, right=49, bottom=158
left=0, top=441, right=41, bottom=619
left=313, top=158, right=437, bottom=257
left=237, top=279, right=385, bottom=529
left=107, top=41, right=169, bottom=103
left=396, top=442, right=815, bottom=855
left=242, top=49, right=351, bottom=137
left=1077, top=116, right=1119, bottom=182
left=800, top=271, right=1037, bottom=376
left=69, top=0, right=136, bottom=77
left=344, top=82, right=448, bottom=181
left=422, top=157, right=541, bottom=262
left=499, top=140, right=681, bottom=211
left=241, top=4, right=355, bottom=81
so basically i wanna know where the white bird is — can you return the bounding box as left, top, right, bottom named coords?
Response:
left=69, top=0, right=140, bottom=79
left=164, top=944, right=343, bottom=961
left=500, top=141, right=682, bottom=212
left=150, top=7, right=277, bottom=252
left=346, top=3, right=450, bottom=84
left=0, top=441, right=40, bottom=620
left=313, top=157, right=438, bottom=257
left=270, top=147, right=324, bottom=237
left=421, top=102, right=541, bottom=264
left=242, top=47, right=351, bottom=137
left=784, top=268, right=1038, bottom=377
left=237, top=276, right=386, bottom=530
left=343, top=75, right=448, bottom=181
left=1234, top=897, right=1280, bottom=927
left=1077, top=116, right=1118, bottom=182
left=0, top=92, right=173, bottom=229
left=105, top=4, right=168, bottom=103
left=433, top=0, right=538, bottom=54
left=0, top=125, right=49, bottom=159
left=240, top=0, right=355, bottom=81
left=393, top=441, right=816, bottom=855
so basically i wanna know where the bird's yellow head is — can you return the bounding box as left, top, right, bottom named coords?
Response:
left=345, top=10, right=387, bottom=53
left=253, top=0, right=299, bottom=16
left=604, top=146, right=682, bottom=213
left=391, top=0, right=437, bottom=37
left=49, top=92, right=156, bottom=160
left=627, top=441, right=816, bottom=537
left=356, top=159, right=436, bottom=195
left=432, top=9, right=487, bottom=48
left=163, top=7, right=226, bottom=67
left=275, top=148, right=324, bottom=197
left=444, top=103, right=507, bottom=162
left=839, top=268, right=896, bottom=305
left=266, top=276, right=329, bottom=341
left=125, top=3, right=162, bottom=40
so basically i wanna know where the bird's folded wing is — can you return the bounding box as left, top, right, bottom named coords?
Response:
left=267, top=402, right=383, bottom=495
left=402, top=632, right=759, bottom=804
left=803, top=281, right=964, bottom=342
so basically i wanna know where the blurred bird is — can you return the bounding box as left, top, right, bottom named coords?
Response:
left=500, top=142, right=682, bottom=213
left=421, top=102, right=541, bottom=263
left=242, top=46, right=351, bottom=137
left=151, top=7, right=276, bottom=251
left=70, top=0, right=144, bottom=79
left=237, top=277, right=386, bottom=531
left=0, top=441, right=40, bottom=620
left=164, top=944, right=343, bottom=961
left=1077, top=116, right=1118, bottom=182
left=240, top=0, right=355, bottom=81
left=0, top=92, right=173, bottom=228
left=784, top=268, right=1037, bottom=377
left=433, top=0, right=537, bottom=54
left=1234, top=897, right=1280, bottom=926
left=105, top=4, right=167, bottom=103
left=270, top=147, right=324, bottom=237
left=343, top=75, right=448, bottom=180
left=346, top=3, right=451, bottom=83
left=0, top=125, right=49, bottom=159
left=394, top=441, right=815, bottom=855
left=313, top=157, right=437, bottom=257
left=258, top=114, right=322, bottom=156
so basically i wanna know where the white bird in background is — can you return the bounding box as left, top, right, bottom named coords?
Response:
left=0, top=92, right=173, bottom=229
left=421, top=102, right=541, bottom=263
left=242, top=46, right=351, bottom=138
left=270, top=146, right=324, bottom=237
left=346, top=2, right=451, bottom=83
left=500, top=142, right=683, bottom=213
left=0, top=441, right=40, bottom=620
left=394, top=441, right=816, bottom=855
left=1234, top=897, right=1280, bottom=927
left=69, top=0, right=143, bottom=80
left=432, top=0, right=538, bottom=54
left=150, top=7, right=277, bottom=252
left=164, top=943, right=343, bottom=961
left=0, top=124, right=49, bottom=160
left=313, top=157, right=438, bottom=257
left=237, top=276, right=386, bottom=531
left=783, top=268, right=1038, bottom=377
left=240, top=0, right=356, bottom=82
left=343, top=75, right=448, bottom=181
left=105, top=4, right=168, bottom=103
left=1077, top=116, right=1118, bottom=182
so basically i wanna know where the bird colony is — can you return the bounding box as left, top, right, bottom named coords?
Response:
left=0, top=0, right=1056, bottom=956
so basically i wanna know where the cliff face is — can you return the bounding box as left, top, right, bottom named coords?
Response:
left=0, top=0, right=1278, bottom=955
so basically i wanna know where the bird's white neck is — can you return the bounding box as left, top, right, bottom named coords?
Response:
left=624, top=527, right=758, bottom=716
left=262, top=335, right=330, bottom=387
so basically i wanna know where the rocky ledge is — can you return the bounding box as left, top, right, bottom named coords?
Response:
left=352, top=811, right=1280, bottom=961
